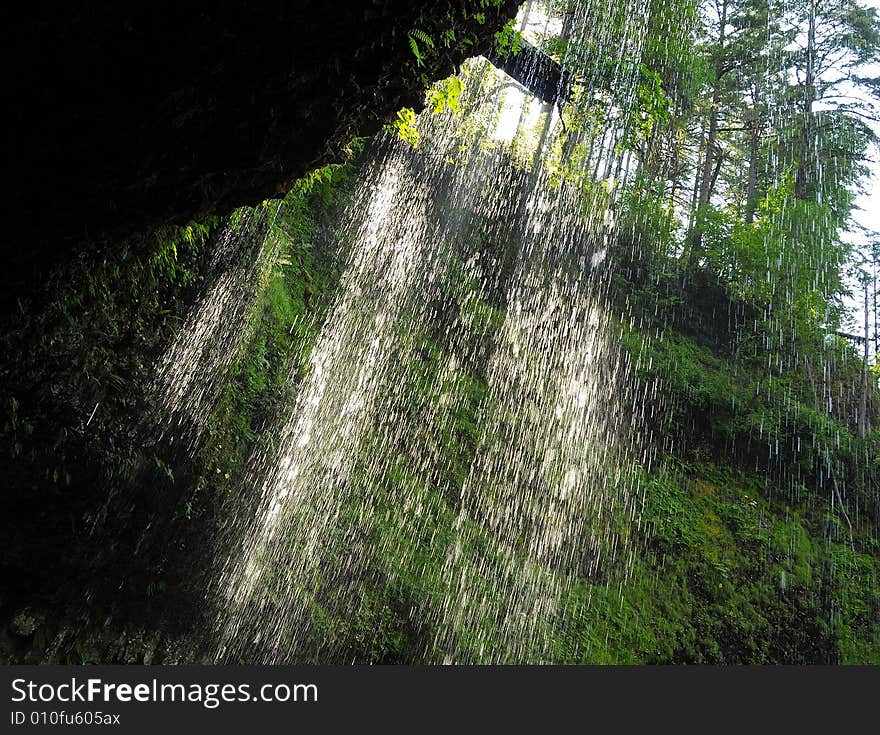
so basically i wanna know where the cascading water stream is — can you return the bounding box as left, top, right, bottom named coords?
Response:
left=150, top=208, right=278, bottom=451
left=213, top=157, right=437, bottom=655
left=137, top=0, right=685, bottom=663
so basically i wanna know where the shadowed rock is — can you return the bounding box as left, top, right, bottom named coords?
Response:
left=4, top=1, right=520, bottom=304
left=486, top=42, right=572, bottom=104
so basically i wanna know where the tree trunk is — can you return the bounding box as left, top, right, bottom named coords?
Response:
left=859, top=279, right=870, bottom=437
left=795, top=0, right=816, bottom=200
left=686, top=0, right=728, bottom=268
left=744, top=122, right=760, bottom=223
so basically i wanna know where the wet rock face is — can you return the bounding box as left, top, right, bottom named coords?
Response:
left=5, top=1, right=518, bottom=303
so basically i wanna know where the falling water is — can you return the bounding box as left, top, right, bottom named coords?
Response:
left=189, top=0, right=672, bottom=664
left=15, top=0, right=877, bottom=668
left=112, top=0, right=694, bottom=663
left=150, top=208, right=278, bottom=450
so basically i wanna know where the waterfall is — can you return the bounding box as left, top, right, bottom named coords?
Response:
left=11, top=0, right=879, bottom=669
left=136, top=0, right=686, bottom=663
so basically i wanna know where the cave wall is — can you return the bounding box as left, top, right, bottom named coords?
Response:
left=5, top=0, right=519, bottom=304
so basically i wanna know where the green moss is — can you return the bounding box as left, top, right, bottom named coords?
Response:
left=546, top=462, right=845, bottom=663
left=189, top=163, right=355, bottom=504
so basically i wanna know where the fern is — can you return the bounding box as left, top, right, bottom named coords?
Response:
left=408, top=28, right=435, bottom=67
left=408, top=35, right=423, bottom=66
left=410, top=28, right=435, bottom=48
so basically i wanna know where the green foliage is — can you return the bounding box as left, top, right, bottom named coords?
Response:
left=1, top=214, right=218, bottom=476
left=427, top=76, right=465, bottom=115
left=622, top=64, right=673, bottom=150
left=0, top=212, right=222, bottom=633
left=494, top=17, right=524, bottom=57
left=399, top=0, right=517, bottom=87
left=550, top=460, right=873, bottom=664
left=195, top=164, right=355, bottom=501
left=408, top=29, right=434, bottom=67
left=392, top=107, right=420, bottom=147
